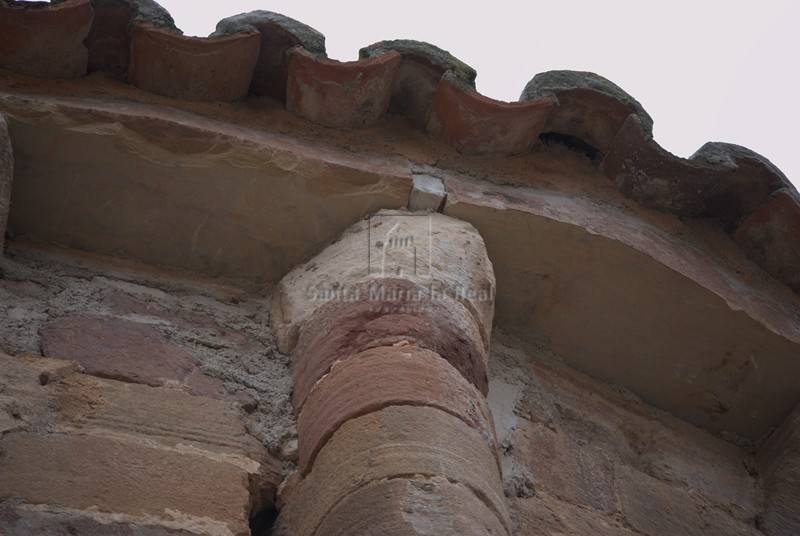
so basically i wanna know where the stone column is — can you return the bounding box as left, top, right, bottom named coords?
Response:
left=272, top=210, right=509, bottom=535
left=0, top=114, right=12, bottom=254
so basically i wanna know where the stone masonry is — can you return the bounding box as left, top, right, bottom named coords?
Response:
left=0, top=1, right=799, bottom=535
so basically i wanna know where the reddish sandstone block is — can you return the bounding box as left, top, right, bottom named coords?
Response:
left=315, top=477, right=507, bottom=535
left=429, top=74, right=555, bottom=155
left=636, top=427, right=756, bottom=520
left=512, top=419, right=616, bottom=514
left=733, top=189, right=800, bottom=292
left=617, top=465, right=761, bottom=536
left=510, top=494, right=639, bottom=536
left=286, top=47, right=401, bottom=128
left=129, top=22, right=261, bottom=101
left=274, top=405, right=509, bottom=536
left=0, top=0, right=93, bottom=78
left=292, top=278, right=488, bottom=411
left=0, top=432, right=253, bottom=535
left=39, top=314, right=196, bottom=386
left=297, top=345, right=498, bottom=475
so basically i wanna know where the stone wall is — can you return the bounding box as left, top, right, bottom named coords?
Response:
left=0, top=240, right=294, bottom=535
left=2, top=238, right=794, bottom=535
left=490, top=331, right=767, bottom=535
left=1, top=3, right=798, bottom=534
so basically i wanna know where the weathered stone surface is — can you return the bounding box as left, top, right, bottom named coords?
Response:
left=0, top=349, right=280, bottom=479
left=291, top=278, right=488, bottom=410
left=129, top=22, right=261, bottom=101
left=215, top=11, right=326, bottom=101
left=103, top=289, right=267, bottom=354
left=71, top=378, right=281, bottom=516
left=297, top=345, right=497, bottom=474
left=510, top=495, right=638, bottom=536
left=40, top=314, right=197, bottom=386
left=314, top=477, right=507, bottom=536
left=512, top=419, right=616, bottom=514
left=287, top=47, right=401, bottom=128
left=693, top=142, right=794, bottom=230
left=429, top=74, right=555, bottom=155
left=759, top=462, right=800, bottom=536
left=272, top=211, right=495, bottom=355
left=733, top=189, right=800, bottom=292
left=636, top=427, right=756, bottom=520
left=493, top=332, right=768, bottom=535
left=444, top=174, right=800, bottom=439
left=0, top=350, right=281, bottom=535
left=0, top=432, right=253, bottom=535
left=521, top=70, right=653, bottom=155
left=0, top=351, right=78, bottom=436
left=758, top=403, right=800, bottom=480
left=0, top=114, right=11, bottom=254
left=57, top=374, right=260, bottom=457
left=0, top=0, right=93, bottom=78
left=2, top=94, right=412, bottom=281
left=0, top=502, right=207, bottom=536
left=360, top=40, right=477, bottom=128
left=617, top=465, right=760, bottom=536
left=275, top=406, right=509, bottom=536
left=757, top=404, right=800, bottom=536
left=601, top=114, right=734, bottom=216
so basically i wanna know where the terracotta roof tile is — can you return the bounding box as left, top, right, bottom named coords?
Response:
left=0, top=0, right=93, bottom=78
left=601, top=114, right=734, bottom=216
left=129, top=22, right=261, bottom=101
left=286, top=47, right=401, bottom=128
left=693, top=142, right=794, bottom=230
left=85, top=0, right=176, bottom=77
left=214, top=10, right=326, bottom=101
left=429, top=72, right=555, bottom=155
left=0, top=0, right=798, bottom=292
left=360, top=39, right=477, bottom=128
left=734, top=189, right=800, bottom=292
left=522, top=70, right=653, bottom=155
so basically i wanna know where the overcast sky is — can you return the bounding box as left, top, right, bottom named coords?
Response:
left=157, top=1, right=800, bottom=189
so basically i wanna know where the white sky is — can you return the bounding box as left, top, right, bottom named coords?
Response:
left=157, top=1, right=800, bottom=189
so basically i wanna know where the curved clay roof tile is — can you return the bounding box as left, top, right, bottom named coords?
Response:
left=214, top=11, right=326, bottom=102
left=601, top=114, right=735, bottom=217
left=693, top=141, right=796, bottom=230
left=128, top=22, right=261, bottom=101
left=0, top=0, right=94, bottom=78
left=360, top=40, right=477, bottom=128
left=522, top=70, right=654, bottom=156
left=85, top=0, right=177, bottom=77
left=428, top=72, right=556, bottom=155
left=286, top=47, right=401, bottom=128
left=0, top=0, right=798, bottom=293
